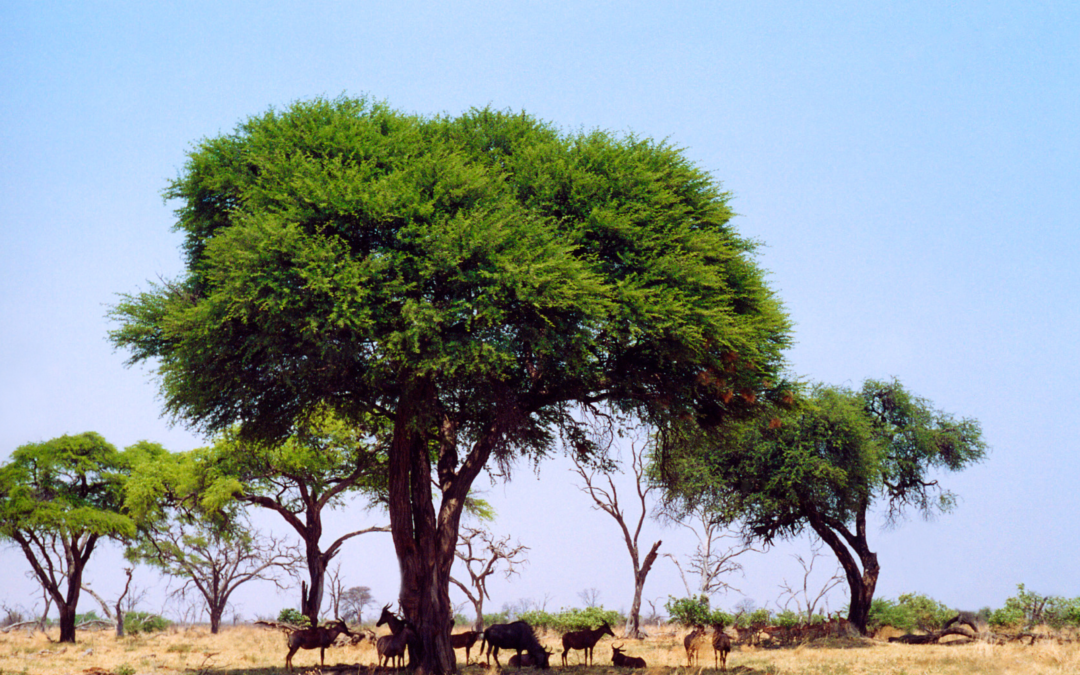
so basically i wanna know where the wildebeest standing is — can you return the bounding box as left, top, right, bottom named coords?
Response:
left=611, top=644, right=647, bottom=668
left=561, top=620, right=615, bottom=666
left=483, top=621, right=551, bottom=669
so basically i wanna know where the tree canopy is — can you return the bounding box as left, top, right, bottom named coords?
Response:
left=0, top=432, right=143, bottom=642
left=109, top=96, right=791, bottom=673
left=655, top=378, right=987, bottom=634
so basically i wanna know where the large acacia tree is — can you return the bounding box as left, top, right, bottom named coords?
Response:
left=110, top=96, right=790, bottom=673
left=656, top=379, right=987, bottom=634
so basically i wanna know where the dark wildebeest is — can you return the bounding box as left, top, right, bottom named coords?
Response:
left=452, top=630, right=481, bottom=664
left=561, top=620, right=615, bottom=666
left=684, top=625, right=708, bottom=666
left=710, top=624, right=732, bottom=671
left=483, top=621, right=551, bottom=669
left=610, top=644, right=647, bottom=668
left=284, top=619, right=354, bottom=671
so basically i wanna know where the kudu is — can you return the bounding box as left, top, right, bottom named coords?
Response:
left=684, top=625, right=709, bottom=666
left=710, top=623, right=732, bottom=671
left=561, top=620, right=615, bottom=666
left=611, top=643, right=647, bottom=668
left=284, top=619, right=354, bottom=671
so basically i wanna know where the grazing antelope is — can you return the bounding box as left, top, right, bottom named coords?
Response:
left=684, top=625, right=709, bottom=666
left=452, top=630, right=481, bottom=664
left=711, top=624, right=732, bottom=671
left=561, top=620, right=615, bottom=666
left=284, top=619, right=354, bottom=671
left=482, top=621, right=551, bottom=669
left=611, top=643, right=647, bottom=668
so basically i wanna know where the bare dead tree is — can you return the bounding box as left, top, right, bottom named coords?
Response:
left=663, top=506, right=758, bottom=598
left=571, top=428, right=662, bottom=639
left=325, top=563, right=346, bottom=621
left=578, top=588, right=602, bottom=609
left=450, top=525, right=529, bottom=631
left=132, top=518, right=303, bottom=633
left=778, top=540, right=846, bottom=624
left=81, top=567, right=138, bottom=636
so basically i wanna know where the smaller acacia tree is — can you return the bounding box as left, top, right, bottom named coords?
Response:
left=656, top=379, right=987, bottom=634
left=450, top=525, right=529, bottom=631
left=341, top=586, right=375, bottom=624
left=0, top=433, right=141, bottom=643
left=193, top=414, right=391, bottom=626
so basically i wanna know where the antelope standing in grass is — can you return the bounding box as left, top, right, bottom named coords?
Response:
left=376, top=604, right=417, bottom=669
left=711, top=623, right=732, bottom=671
left=452, top=630, right=481, bottom=664
left=284, top=619, right=354, bottom=671
left=561, top=620, right=615, bottom=666
left=684, top=625, right=709, bottom=666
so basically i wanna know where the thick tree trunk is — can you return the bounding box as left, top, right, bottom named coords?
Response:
left=808, top=509, right=879, bottom=636
left=388, top=380, right=498, bottom=674
left=389, top=383, right=456, bottom=674
left=301, top=534, right=327, bottom=624
left=209, top=605, right=224, bottom=634
left=57, top=602, right=78, bottom=643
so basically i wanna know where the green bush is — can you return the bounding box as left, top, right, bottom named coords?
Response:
left=734, top=608, right=772, bottom=628
left=277, top=608, right=311, bottom=627
left=989, top=584, right=1080, bottom=629
left=125, top=611, right=171, bottom=635
left=482, top=611, right=509, bottom=627
left=867, top=594, right=953, bottom=632
left=517, top=607, right=622, bottom=633
left=664, top=596, right=732, bottom=627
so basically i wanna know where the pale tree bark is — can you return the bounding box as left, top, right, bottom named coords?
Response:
left=450, top=526, right=529, bottom=631
left=777, top=540, right=845, bottom=624
left=572, top=432, right=661, bottom=639
left=81, top=567, right=135, bottom=637
left=663, top=507, right=757, bottom=599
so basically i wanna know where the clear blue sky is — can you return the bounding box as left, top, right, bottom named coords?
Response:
left=2, top=1, right=1077, bottom=622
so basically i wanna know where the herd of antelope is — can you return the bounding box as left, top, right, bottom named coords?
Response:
left=282, top=604, right=857, bottom=671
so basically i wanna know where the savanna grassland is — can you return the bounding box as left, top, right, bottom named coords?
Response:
left=1, top=625, right=1078, bottom=675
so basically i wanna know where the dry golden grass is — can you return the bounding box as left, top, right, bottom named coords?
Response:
left=1, top=624, right=1077, bottom=675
